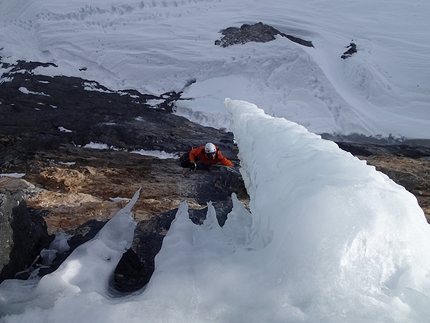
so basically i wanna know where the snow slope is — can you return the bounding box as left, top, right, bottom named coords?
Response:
left=1, top=0, right=429, bottom=139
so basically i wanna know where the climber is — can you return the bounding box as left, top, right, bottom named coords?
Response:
left=180, top=142, right=234, bottom=170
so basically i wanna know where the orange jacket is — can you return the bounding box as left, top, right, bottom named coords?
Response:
left=189, top=145, right=233, bottom=167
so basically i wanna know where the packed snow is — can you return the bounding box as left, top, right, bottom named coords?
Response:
left=83, top=142, right=116, bottom=150
left=0, top=173, right=26, bottom=178
left=131, top=149, right=178, bottom=159
left=1, top=0, right=430, bottom=322
left=83, top=142, right=178, bottom=158
left=18, top=87, right=49, bottom=97
left=58, top=126, right=72, bottom=133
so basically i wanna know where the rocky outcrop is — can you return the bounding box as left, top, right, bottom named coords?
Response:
left=341, top=43, right=357, bottom=59
left=0, top=183, right=52, bottom=282
left=215, top=22, right=314, bottom=48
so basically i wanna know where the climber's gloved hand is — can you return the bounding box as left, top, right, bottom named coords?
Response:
left=190, top=162, right=197, bottom=170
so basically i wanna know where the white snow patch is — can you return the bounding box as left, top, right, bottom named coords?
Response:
left=18, top=87, right=50, bottom=97
left=0, top=173, right=26, bottom=178
left=58, top=126, right=72, bottom=133
left=131, top=149, right=178, bottom=159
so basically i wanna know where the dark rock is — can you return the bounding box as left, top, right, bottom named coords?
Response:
left=116, top=210, right=176, bottom=292
left=0, top=189, right=52, bottom=283
left=341, top=42, right=357, bottom=59
left=0, top=59, right=242, bottom=179
left=215, top=22, right=313, bottom=48
left=337, top=141, right=430, bottom=158
left=114, top=248, right=151, bottom=293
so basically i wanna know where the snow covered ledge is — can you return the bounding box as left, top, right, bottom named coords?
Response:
left=225, top=98, right=430, bottom=320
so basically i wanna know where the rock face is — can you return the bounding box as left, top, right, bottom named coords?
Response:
left=0, top=58, right=247, bottom=287
left=0, top=184, right=52, bottom=282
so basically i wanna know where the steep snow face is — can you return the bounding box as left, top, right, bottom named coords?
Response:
left=2, top=100, right=430, bottom=322
left=1, top=0, right=429, bottom=139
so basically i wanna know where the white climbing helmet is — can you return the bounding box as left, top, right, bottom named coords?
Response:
left=205, top=142, right=216, bottom=154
